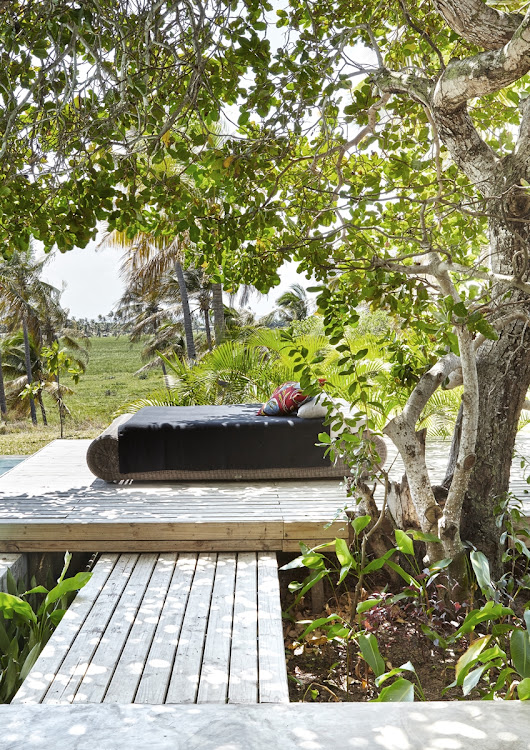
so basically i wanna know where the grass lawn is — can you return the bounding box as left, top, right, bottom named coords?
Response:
left=0, top=336, right=163, bottom=454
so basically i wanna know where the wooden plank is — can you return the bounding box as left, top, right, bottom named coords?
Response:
left=0, top=539, right=285, bottom=553
left=165, top=552, right=217, bottom=703
left=196, top=553, right=236, bottom=704
left=42, top=554, right=139, bottom=704
left=228, top=552, right=258, bottom=704
left=12, top=554, right=119, bottom=704
left=257, top=553, right=289, bottom=703
left=104, top=554, right=177, bottom=703
left=0, top=521, right=284, bottom=540
left=134, top=553, right=197, bottom=704
left=73, top=554, right=158, bottom=703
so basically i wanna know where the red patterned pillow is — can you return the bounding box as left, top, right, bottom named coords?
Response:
left=257, top=382, right=310, bottom=416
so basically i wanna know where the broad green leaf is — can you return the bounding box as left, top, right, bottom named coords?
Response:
left=375, top=662, right=415, bottom=687
left=351, top=515, right=371, bottom=536
left=374, top=678, right=415, bottom=702
left=395, top=529, right=414, bottom=556
left=358, top=633, right=385, bottom=677
left=463, top=664, right=490, bottom=696
left=470, top=550, right=495, bottom=598
left=335, top=538, right=354, bottom=567
left=0, top=593, right=37, bottom=624
left=299, top=614, right=341, bottom=638
left=19, top=642, right=42, bottom=683
left=361, top=549, right=394, bottom=574
left=357, top=597, right=382, bottom=614
left=300, top=554, right=325, bottom=571
left=335, top=559, right=350, bottom=582
left=456, top=635, right=490, bottom=682
left=518, top=677, right=530, bottom=700
left=511, top=629, right=530, bottom=678
left=408, top=530, right=442, bottom=543
left=43, top=571, right=92, bottom=609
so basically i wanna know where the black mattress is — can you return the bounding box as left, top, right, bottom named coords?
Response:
left=117, top=404, right=330, bottom=474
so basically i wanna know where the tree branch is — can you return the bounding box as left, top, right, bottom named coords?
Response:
left=433, top=8, right=530, bottom=111
left=433, top=0, right=523, bottom=51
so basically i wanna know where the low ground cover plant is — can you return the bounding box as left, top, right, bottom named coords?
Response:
left=282, top=495, right=530, bottom=702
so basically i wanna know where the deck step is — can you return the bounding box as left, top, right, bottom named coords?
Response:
left=13, top=552, right=289, bottom=705
left=2, top=702, right=528, bottom=750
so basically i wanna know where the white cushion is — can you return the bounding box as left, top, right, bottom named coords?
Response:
left=297, top=394, right=328, bottom=419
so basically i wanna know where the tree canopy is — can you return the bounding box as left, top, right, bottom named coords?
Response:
left=3, top=0, right=530, bottom=569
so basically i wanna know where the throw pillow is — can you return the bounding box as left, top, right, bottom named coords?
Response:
left=297, top=393, right=329, bottom=419
left=257, top=381, right=310, bottom=416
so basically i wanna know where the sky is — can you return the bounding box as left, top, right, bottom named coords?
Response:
left=41, top=240, right=311, bottom=320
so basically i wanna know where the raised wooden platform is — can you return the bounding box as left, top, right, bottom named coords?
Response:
left=14, top=551, right=289, bottom=705
left=0, top=441, right=349, bottom=552
left=1, top=437, right=529, bottom=553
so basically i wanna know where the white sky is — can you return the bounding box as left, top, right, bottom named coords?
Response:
left=42, top=242, right=310, bottom=320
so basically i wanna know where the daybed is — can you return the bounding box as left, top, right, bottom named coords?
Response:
left=86, top=404, right=387, bottom=483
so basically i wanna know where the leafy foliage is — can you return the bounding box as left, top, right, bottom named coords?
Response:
left=0, top=553, right=91, bottom=702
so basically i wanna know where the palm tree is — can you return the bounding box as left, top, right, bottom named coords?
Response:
left=275, top=283, right=311, bottom=322
left=0, top=247, right=65, bottom=425
left=101, top=231, right=198, bottom=360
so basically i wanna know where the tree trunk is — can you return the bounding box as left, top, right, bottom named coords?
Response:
left=461, top=206, right=530, bottom=574
left=0, top=350, right=7, bottom=416
left=22, top=316, right=37, bottom=426
left=204, top=309, right=212, bottom=350
left=37, top=392, right=48, bottom=426
left=463, top=319, right=530, bottom=573
left=174, top=259, right=196, bottom=360
left=211, top=282, right=225, bottom=345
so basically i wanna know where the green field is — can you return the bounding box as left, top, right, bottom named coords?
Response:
left=0, top=337, right=164, bottom=454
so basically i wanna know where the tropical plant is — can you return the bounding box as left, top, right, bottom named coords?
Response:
left=0, top=247, right=66, bottom=425
left=275, top=284, right=312, bottom=323
left=0, top=552, right=91, bottom=703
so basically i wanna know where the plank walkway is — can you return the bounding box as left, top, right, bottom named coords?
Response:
left=13, top=551, right=289, bottom=705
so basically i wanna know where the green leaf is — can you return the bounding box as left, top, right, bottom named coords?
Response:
left=358, top=632, right=385, bottom=677
left=351, top=515, right=371, bottom=536
left=462, top=664, right=490, bottom=696
left=395, top=529, right=414, bottom=556
left=470, top=550, right=495, bottom=598
left=357, top=597, right=382, bottom=614
left=19, top=642, right=42, bottom=683
left=43, top=571, right=92, bottom=609
left=408, top=530, right=442, bottom=543
left=299, top=614, right=341, bottom=639
left=386, top=560, right=421, bottom=589
left=0, top=593, right=37, bottom=624
left=511, top=629, right=530, bottom=678
left=456, top=635, right=490, bottom=683
left=374, top=678, right=415, bottom=702
left=335, top=538, right=354, bottom=567
left=375, top=661, right=415, bottom=687
left=361, top=549, right=395, bottom=574
left=518, top=677, right=530, bottom=700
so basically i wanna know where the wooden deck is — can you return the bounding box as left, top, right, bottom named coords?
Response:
left=0, top=436, right=529, bottom=553
left=13, top=551, right=289, bottom=705
left=0, top=440, right=350, bottom=552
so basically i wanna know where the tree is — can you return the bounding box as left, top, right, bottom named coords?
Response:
left=275, top=284, right=312, bottom=323
left=4, top=2, right=530, bottom=575
left=0, top=247, right=65, bottom=425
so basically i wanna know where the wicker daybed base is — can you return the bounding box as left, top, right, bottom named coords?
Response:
left=86, top=410, right=387, bottom=483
